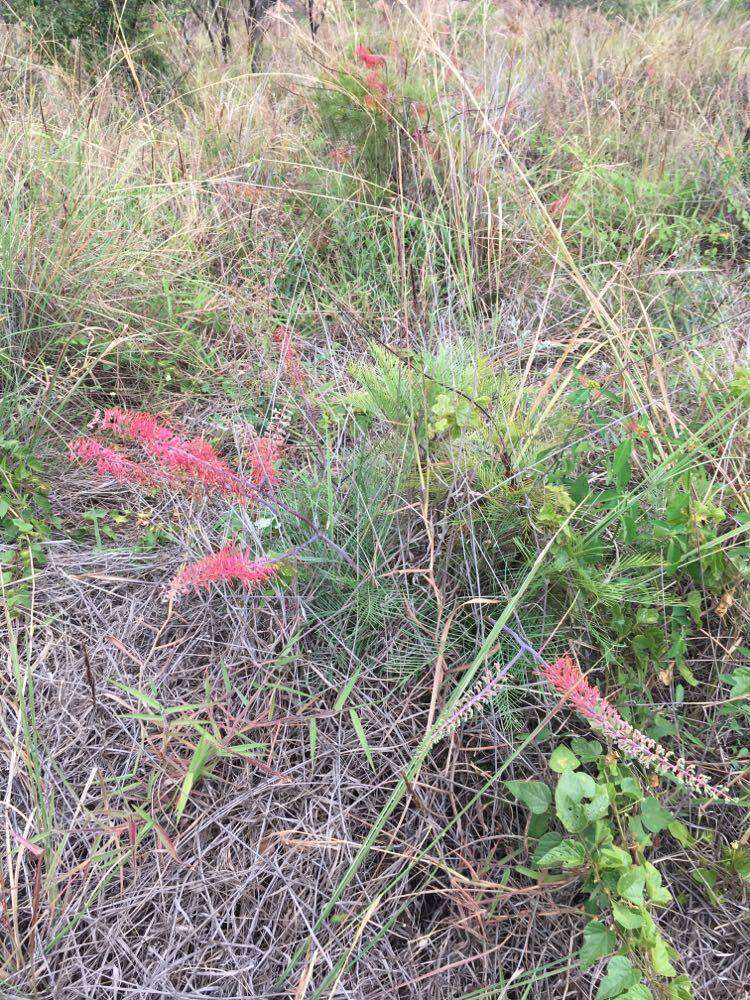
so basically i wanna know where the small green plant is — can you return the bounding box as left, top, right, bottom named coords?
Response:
left=509, top=739, right=695, bottom=998
left=0, top=435, right=59, bottom=614
left=536, top=143, right=747, bottom=264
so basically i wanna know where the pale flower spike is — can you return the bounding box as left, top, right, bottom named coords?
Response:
left=429, top=648, right=525, bottom=745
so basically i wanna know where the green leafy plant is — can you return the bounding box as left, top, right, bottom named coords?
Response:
left=509, top=740, right=695, bottom=999
left=0, top=435, right=59, bottom=614
left=537, top=146, right=746, bottom=264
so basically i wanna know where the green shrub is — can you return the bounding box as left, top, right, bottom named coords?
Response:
left=7, top=0, right=161, bottom=50
left=547, top=163, right=748, bottom=263
left=313, top=60, right=436, bottom=186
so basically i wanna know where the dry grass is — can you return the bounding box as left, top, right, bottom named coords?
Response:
left=2, top=1, right=750, bottom=997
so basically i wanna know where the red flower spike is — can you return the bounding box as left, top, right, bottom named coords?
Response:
left=99, top=407, right=259, bottom=496
left=365, top=70, right=388, bottom=96
left=166, top=546, right=279, bottom=600
left=74, top=409, right=278, bottom=499
left=244, top=432, right=282, bottom=486
left=542, top=655, right=737, bottom=803
left=69, top=437, right=163, bottom=488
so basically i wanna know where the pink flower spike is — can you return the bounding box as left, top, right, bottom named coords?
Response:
left=541, top=654, right=738, bottom=803
left=542, top=654, right=616, bottom=726
left=166, top=546, right=279, bottom=601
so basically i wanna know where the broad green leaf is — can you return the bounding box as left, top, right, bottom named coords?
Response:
left=598, top=845, right=632, bottom=870
left=684, top=590, right=702, bottom=627
left=550, top=745, right=581, bottom=773
left=528, top=811, right=550, bottom=838
left=611, top=900, right=644, bottom=929
left=506, top=780, right=552, bottom=815
left=622, top=986, right=654, bottom=1000
left=82, top=507, right=108, bottom=520
left=584, top=784, right=611, bottom=822
left=644, top=862, right=673, bottom=905
left=579, top=921, right=617, bottom=972
left=667, top=820, right=692, bottom=847
left=723, top=846, right=750, bottom=882
left=532, top=831, right=562, bottom=865
left=571, top=737, right=603, bottom=762
left=650, top=937, right=678, bottom=977
left=536, top=839, right=586, bottom=869
left=628, top=814, right=650, bottom=848
left=556, top=770, right=596, bottom=832
left=728, top=667, right=750, bottom=699
left=640, top=797, right=672, bottom=833
left=595, top=956, right=641, bottom=999
left=619, top=776, right=642, bottom=798
left=617, top=866, right=646, bottom=904
left=692, top=866, right=717, bottom=889
left=668, top=976, right=695, bottom=999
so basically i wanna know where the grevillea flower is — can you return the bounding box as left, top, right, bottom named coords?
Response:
left=365, top=70, right=388, bottom=96
left=355, top=44, right=386, bottom=69
left=543, top=654, right=737, bottom=803
left=69, top=437, right=164, bottom=488
left=99, top=408, right=255, bottom=496
left=166, top=546, right=279, bottom=600
left=99, top=408, right=178, bottom=454
left=86, top=407, right=281, bottom=500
